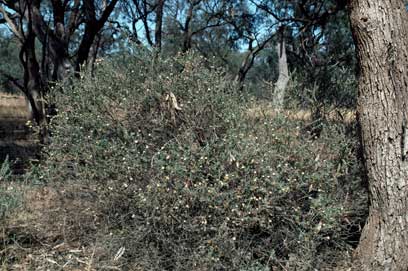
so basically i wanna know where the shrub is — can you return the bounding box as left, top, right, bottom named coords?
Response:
left=37, top=52, right=367, bottom=270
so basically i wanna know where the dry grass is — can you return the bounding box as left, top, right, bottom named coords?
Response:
left=247, top=102, right=356, bottom=124
left=0, top=93, right=31, bottom=120
left=0, top=184, right=124, bottom=271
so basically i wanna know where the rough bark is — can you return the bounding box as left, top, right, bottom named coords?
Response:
left=348, top=0, right=408, bottom=270
left=273, top=38, right=289, bottom=109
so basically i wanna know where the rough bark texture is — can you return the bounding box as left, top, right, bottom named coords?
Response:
left=348, top=0, right=408, bottom=270
left=273, top=38, right=289, bottom=109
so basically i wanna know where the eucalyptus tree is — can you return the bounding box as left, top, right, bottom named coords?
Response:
left=0, top=0, right=119, bottom=141
left=348, top=0, right=408, bottom=269
left=119, top=0, right=163, bottom=48
left=250, top=0, right=354, bottom=107
left=162, top=0, right=229, bottom=54
left=229, top=0, right=277, bottom=90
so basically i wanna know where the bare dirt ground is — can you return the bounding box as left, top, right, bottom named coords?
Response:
left=0, top=93, right=31, bottom=119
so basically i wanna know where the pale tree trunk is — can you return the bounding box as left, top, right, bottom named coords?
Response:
left=273, top=38, right=289, bottom=109
left=348, top=0, right=408, bottom=270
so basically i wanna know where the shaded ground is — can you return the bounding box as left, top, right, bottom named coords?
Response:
left=1, top=185, right=114, bottom=270
left=0, top=94, right=39, bottom=174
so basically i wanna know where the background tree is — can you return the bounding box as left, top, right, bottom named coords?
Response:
left=119, top=0, right=161, bottom=47
left=161, top=0, right=228, bottom=55
left=0, top=0, right=358, bottom=132
left=0, top=0, right=119, bottom=140
left=0, top=31, right=22, bottom=92
left=272, top=27, right=288, bottom=108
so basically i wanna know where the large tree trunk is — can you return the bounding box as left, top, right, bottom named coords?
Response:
left=30, top=4, right=73, bottom=82
left=348, top=0, right=408, bottom=270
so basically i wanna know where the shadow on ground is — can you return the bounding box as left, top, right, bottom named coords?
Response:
left=0, top=118, right=39, bottom=174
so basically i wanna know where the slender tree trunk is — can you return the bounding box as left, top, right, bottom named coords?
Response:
left=90, top=34, right=102, bottom=76
left=182, top=1, right=195, bottom=52
left=234, top=50, right=255, bottom=91
left=273, top=38, right=289, bottom=109
left=75, top=0, right=119, bottom=73
left=75, top=26, right=98, bottom=73
left=234, top=34, right=276, bottom=91
left=155, top=0, right=165, bottom=50
left=348, top=1, right=408, bottom=270
left=138, top=0, right=154, bottom=47
left=21, top=23, right=48, bottom=143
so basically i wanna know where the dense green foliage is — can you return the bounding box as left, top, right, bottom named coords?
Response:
left=33, top=53, right=366, bottom=270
